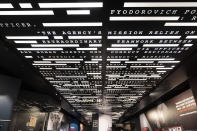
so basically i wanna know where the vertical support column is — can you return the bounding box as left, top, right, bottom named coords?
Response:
left=0, top=75, right=21, bottom=131
left=98, top=113, right=112, bottom=131
left=92, top=114, right=99, bottom=131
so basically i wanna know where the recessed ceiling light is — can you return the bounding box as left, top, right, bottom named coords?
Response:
left=124, top=2, right=197, bottom=7
left=19, top=3, right=33, bottom=8
left=0, top=10, right=54, bottom=15
left=67, top=10, right=90, bottom=15
left=39, top=2, right=103, bottom=8
left=110, top=16, right=179, bottom=21
left=6, top=36, right=49, bottom=39
left=43, top=22, right=102, bottom=27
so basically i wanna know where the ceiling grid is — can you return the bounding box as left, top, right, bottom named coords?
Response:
left=0, top=0, right=197, bottom=122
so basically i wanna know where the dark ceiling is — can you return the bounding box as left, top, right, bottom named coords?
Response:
left=0, top=0, right=197, bottom=122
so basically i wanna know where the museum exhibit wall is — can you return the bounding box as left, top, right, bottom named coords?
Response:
left=137, top=88, right=197, bottom=131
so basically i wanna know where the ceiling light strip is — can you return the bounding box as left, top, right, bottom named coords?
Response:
left=125, top=61, right=154, bottom=63
left=25, top=56, right=33, bottom=58
left=56, top=76, right=87, bottom=78
left=130, top=66, right=164, bottom=68
left=67, top=10, right=90, bottom=15
left=85, top=61, right=98, bottom=63
left=31, top=44, right=79, bottom=47
left=107, top=48, right=132, bottom=50
left=43, top=22, right=102, bottom=27
left=124, top=2, right=197, bottom=7
left=184, top=44, right=193, bottom=47
left=39, top=68, right=52, bottom=70
left=77, top=48, right=97, bottom=51
left=0, top=3, right=13, bottom=8
left=0, top=10, right=54, bottom=15
left=106, top=66, right=126, bottom=68
left=68, top=36, right=102, bottom=39
left=14, top=40, right=37, bottom=43
left=56, top=68, right=79, bottom=70
left=137, top=58, right=175, bottom=61
left=111, top=44, right=138, bottom=47
left=156, top=67, right=173, bottom=70
left=143, top=44, right=179, bottom=47
left=33, top=63, right=67, bottom=66
left=39, top=2, right=103, bottom=8
left=6, top=36, right=49, bottom=39
left=34, top=61, right=51, bottom=63
left=89, top=44, right=102, bottom=47
left=165, top=22, right=197, bottom=26
left=17, top=48, right=63, bottom=51
left=19, top=3, right=33, bottom=8
left=107, top=59, right=129, bottom=61
left=110, top=16, right=179, bottom=21
left=158, top=61, right=180, bottom=63
left=55, top=61, right=81, bottom=64
left=108, top=36, right=181, bottom=39
left=87, top=73, right=101, bottom=75
left=186, top=36, right=197, bottom=39
left=43, top=58, right=83, bottom=61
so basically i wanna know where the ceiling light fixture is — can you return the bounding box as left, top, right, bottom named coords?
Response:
left=39, top=2, right=103, bottom=8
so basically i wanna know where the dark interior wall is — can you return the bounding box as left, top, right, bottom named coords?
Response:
left=0, top=75, right=21, bottom=131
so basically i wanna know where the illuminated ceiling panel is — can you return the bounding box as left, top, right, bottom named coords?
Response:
left=0, top=0, right=197, bottom=122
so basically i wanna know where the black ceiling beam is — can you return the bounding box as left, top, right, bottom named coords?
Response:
left=119, top=50, right=197, bottom=122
